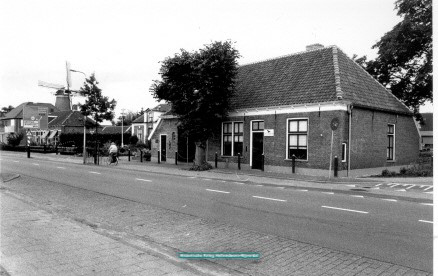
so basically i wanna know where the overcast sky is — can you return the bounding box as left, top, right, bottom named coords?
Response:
left=1, top=0, right=433, bottom=118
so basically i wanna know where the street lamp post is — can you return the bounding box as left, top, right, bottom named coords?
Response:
left=121, top=109, right=125, bottom=147
left=69, top=69, right=87, bottom=164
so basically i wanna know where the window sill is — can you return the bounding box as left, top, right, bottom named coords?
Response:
left=284, top=159, right=308, bottom=162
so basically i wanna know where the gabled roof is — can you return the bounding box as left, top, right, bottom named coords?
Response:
left=231, top=46, right=411, bottom=115
left=100, top=126, right=131, bottom=134
left=49, top=111, right=96, bottom=127
left=132, top=114, right=146, bottom=124
left=132, top=103, right=172, bottom=123
left=151, top=103, right=171, bottom=113
left=2, top=102, right=59, bottom=120
left=419, top=113, right=433, bottom=131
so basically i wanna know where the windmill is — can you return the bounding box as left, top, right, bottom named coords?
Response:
left=38, top=61, right=82, bottom=111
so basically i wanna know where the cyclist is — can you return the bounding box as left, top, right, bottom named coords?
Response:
left=108, top=142, right=118, bottom=163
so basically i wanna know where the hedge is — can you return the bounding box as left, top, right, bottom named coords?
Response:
left=59, top=133, right=131, bottom=147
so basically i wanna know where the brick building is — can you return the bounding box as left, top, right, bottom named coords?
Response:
left=149, top=45, right=420, bottom=176
left=131, top=104, right=171, bottom=145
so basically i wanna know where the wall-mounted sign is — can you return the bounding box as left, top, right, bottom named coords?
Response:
left=263, top=129, right=274, bottom=136
left=23, top=106, right=48, bottom=129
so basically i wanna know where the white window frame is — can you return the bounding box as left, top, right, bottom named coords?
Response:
left=286, top=118, right=309, bottom=161
left=221, top=121, right=244, bottom=156
left=341, top=143, right=347, bottom=162
left=387, top=124, right=395, bottom=161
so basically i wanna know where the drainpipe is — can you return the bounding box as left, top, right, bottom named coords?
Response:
left=347, top=104, right=353, bottom=177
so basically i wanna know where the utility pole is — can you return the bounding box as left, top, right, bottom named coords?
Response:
left=121, top=109, right=125, bottom=147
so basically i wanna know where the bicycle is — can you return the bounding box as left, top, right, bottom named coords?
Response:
left=106, top=154, right=119, bottom=166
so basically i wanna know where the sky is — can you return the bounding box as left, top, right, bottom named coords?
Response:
left=1, top=0, right=433, bottom=120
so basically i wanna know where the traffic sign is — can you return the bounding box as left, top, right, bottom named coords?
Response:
left=23, top=105, right=48, bottom=129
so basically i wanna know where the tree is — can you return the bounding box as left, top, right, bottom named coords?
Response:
left=79, top=73, right=117, bottom=163
left=151, top=41, right=240, bottom=169
left=356, top=0, right=432, bottom=116
left=6, top=130, right=24, bottom=147
left=1, top=105, right=14, bottom=113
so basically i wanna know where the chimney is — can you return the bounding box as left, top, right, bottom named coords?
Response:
left=55, top=93, right=71, bottom=111
left=306, top=43, right=324, bottom=51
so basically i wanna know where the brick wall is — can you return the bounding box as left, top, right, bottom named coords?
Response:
left=150, top=118, right=179, bottom=162
left=350, top=108, right=419, bottom=169
left=151, top=108, right=419, bottom=170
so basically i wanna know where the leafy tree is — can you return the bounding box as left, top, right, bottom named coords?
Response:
left=151, top=41, right=240, bottom=169
left=356, top=0, right=432, bottom=116
left=1, top=105, right=14, bottom=113
left=79, top=73, right=117, bottom=163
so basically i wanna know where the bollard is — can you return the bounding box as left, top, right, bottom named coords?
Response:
left=261, top=154, right=265, bottom=171
left=215, top=152, right=218, bottom=168
left=334, top=156, right=338, bottom=177
left=128, top=149, right=131, bottom=161
left=140, top=150, right=143, bottom=162
left=175, top=152, right=178, bottom=165
left=158, top=151, right=161, bottom=164
left=238, top=153, right=241, bottom=170
left=27, top=146, right=31, bottom=158
left=292, top=155, right=296, bottom=174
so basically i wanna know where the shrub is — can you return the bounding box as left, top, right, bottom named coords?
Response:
left=129, top=135, right=139, bottom=145
left=6, top=131, right=24, bottom=147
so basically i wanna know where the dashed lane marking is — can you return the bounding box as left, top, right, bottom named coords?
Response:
left=425, top=192, right=433, bottom=194
left=423, top=186, right=433, bottom=191
left=203, top=178, right=212, bottom=181
left=276, top=187, right=285, bottom=189
left=233, top=182, right=244, bottom=185
left=135, top=178, right=152, bottom=182
left=322, top=206, right=369, bottom=214
left=256, top=184, right=263, bottom=187
left=321, top=192, right=334, bottom=195
left=419, top=220, right=433, bottom=224
left=13, top=161, right=19, bottom=163
left=32, top=163, right=39, bottom=166
left=206, top=189, right=230, bottom=194
left=351, top=195, right=364, bottom=198
left=382, top=199, right=397, bottom=202
left=252, top=196, right=286, bottom=202
left=89, top=171, right=101, bottom=175
left=405, top=185, right=416, bottom=190
left=420, top=203, right=433, bottom=206
left=56, top=167, right=66, bottom=169
left=297, top=189, right=308, bottom=192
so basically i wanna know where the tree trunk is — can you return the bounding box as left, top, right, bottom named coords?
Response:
left=194, top=141, right=206, bottom=166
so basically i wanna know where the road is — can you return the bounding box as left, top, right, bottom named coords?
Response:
left=1, top=154, right=433, bottom=272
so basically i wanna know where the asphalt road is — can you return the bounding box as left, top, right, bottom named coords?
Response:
left=1, top=155, right=433, bottom=271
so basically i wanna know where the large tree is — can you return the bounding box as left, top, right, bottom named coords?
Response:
left=151, top=41, right=240, bottom=169
left=79, top=73, right=117, bottom=163
left=357, top=0, right=432, bottom=115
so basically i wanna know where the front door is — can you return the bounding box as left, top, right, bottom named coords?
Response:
left=252, top=132, right=264, bottom=170
left=160, top=135, right=167, bottom=162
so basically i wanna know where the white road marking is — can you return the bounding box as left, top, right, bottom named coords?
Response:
left=423, top=186, right=433, bottom=191
left=346, top=185, right=355, bottom=187
left=405, top=185, right=416, bottom=190
left=206, top=189, right=230, bottom=194
left=188, top=176, right=197, bottom=179
left=322, top=192, right=334, bottom=195
left=203, top=178, right=212, bottom=181
left=256, top=184, right=263, bottom=187
left=252, top=196, right=286, bottom=202
left=13, top=161, right=19, bottom=163
left=375, top=184, right=382, bottom=187
left=388, top=183, right=400, bottom=188
left=350, top=195, right=364, bottom=198
left=297, top=189, right=308, bottom=192
left=233, top=182, right=244, bottom=185
left=382, top=199, right=397, bottom=202
left=419, top=220, right=433, bottom=224
left=371, top=187, right=380, bottom=190
left=321, top=206, right=368, bottom=214
left=32, top=163, right=39, bottom=166
left=425, top=192, right=433, bottom=194
left=220, top=180, right=227, bottom=183
left=276, top=187, right=285, bottom=189
left=56, top=167, right=66, bottom=169
left=136, top=178, right=152, bottom=182
left=395, top=189, right=407, bottom=192
left=89, top=171, right=101, bottom=175
left=420, top=203, right=433, bottom=206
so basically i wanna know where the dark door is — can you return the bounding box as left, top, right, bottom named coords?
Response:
left=252, top=132, right=264, bottom=170
left=160, top=135, right=167, bottom=162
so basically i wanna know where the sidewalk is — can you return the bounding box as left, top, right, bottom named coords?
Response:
left=3, top=151, right=432, bottom=202
left=0, top=191, right=202, bottom=276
